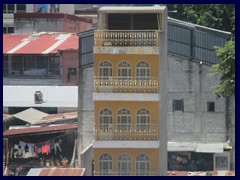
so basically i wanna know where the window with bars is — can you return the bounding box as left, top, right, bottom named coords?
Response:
left=99, top=154, right=113, bottom=176
left=136, top=154, right=150, bottom=176
left=99, top=61, right=112, bottom=80
left=137, top=108, right=151, bottom=131
left=100, top=108, right=113, bottom=131
left=118, top=154, right=131, bottom=176
left=118, top=61, right=132, bottom=80
left=136, top=61, right=150, bottom=80
left=117, top=108, right=131, bottom=131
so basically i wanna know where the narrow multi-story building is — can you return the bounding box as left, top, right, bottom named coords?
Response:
left=92, top=6, right=168, bottom=176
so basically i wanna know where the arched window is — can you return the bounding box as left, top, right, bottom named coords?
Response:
left=100, top=108, right=113, bottom=131
left=136, top=154, right=150, bottom=176
left=118, top=154, right=131, bottom=176
left=117, top=108, right=131, bottom=131
left=99, top=153, right=112, bottom=176
left=118, top=61, right=132, bottom=80
left=136, top=61, right=150, bottom=80
left=136, top=108, right=151, bottom=131
left=99, top=61, right=112, bottom=80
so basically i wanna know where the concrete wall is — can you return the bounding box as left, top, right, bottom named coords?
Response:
left=62, top=51, right=79, bottom=86
left=14, top=18, right=65, bottom=33
left=167, top=54, right=226, bottom=143
left=80, top=144, right=93, bottom=176
left=78, top=66, right=94, bottom=151
left=14, top=16, right=92, bottom=34
left=3, top=86, right=78, bottom=107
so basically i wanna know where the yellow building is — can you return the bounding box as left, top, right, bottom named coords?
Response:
left=93, top=5, right=168, bottom=176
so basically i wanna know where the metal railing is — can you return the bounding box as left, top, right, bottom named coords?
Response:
left=94, top=76, right=159, bottom=93
left=94, top=171, right=159, bottom=176
left=94, top=30, right=160, bottom=47
left=3, top=74, right=61, bottom=79
left=94, top=124, right=159, bottom=140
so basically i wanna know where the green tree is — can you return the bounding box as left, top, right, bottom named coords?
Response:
left=210, top=40, right=235, bottom=98
left=167, top=4, right=235, bottom=34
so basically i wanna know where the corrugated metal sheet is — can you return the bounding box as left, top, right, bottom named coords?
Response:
left=168, top=19, right=231, bottom=64
left=12, top=108, right=48, bottom=124
left=27, top=168, right=84, bottom=176
left=3, top=124, right=77, bottom=137
left=27, top=168, right=41, bottom=176
left=3, top=32, right=78, bottom=54
left=34, top=111, right=77, bottom=124
left=78, top=29, right=94, bottom=68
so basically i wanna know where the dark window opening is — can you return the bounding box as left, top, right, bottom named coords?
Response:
left=173, top=99, right=184, bottom=111
left=8, top=4, right=15, bottom=13
left=108, top=13, right=159, bottom=30
left=8, top=27, right=14, bottom=33
left=16, top=4, right=26, bottom=12
left=207, top=102, right=215, bottom=112
left=68, top=68, right=77, bottom=80
left=3, top=27, right=6, bottom=33
left=3, top=4, right=6, bottom=12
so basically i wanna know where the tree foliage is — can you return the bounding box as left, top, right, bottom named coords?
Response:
left=167, top=4, right=235, bottom=34
left=210, top=40, right=235, bottom=98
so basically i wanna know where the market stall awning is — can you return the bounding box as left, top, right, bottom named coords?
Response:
left=27, top=168, right=85, bottom=176
left=168, top=142, right=197, bottom=152
left=3, top=124, right=77, bottom=137
left=196, top=143, right=224, bottom=153
left=168, top=142, right=230, bottom=153
left=3, top=32, right=78, bottom=54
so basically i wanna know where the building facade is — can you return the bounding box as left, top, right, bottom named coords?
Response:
left=78, top=11, right=233, bottom=173
left=92, top=6, right=168, bottom=176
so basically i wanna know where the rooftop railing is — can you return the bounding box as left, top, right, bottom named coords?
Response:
left=94, top=30, right=160, bottom=47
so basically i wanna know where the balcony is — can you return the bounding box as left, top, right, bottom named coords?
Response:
left=94, top=76, right=159, bottom=94
left=94, top=124, right=159, bottom=141
left=94, top=30, right=159, bottom=47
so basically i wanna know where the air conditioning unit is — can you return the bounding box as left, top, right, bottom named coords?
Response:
left=34, top=91, right=43, bottom=104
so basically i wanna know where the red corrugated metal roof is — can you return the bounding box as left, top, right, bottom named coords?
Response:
left=39, top=168, right=84, bottom=176
left=3, top=124, right=77, bottom=137
left=3, top=32, right=78, bottom=54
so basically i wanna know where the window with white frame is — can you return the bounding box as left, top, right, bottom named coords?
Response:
left=136, top=154, right=150, bottom=176
left=118, top=61, right=132, bottom=80
left=100, top=108, right=113, bottom=131
left=137, top=108, right=151, bottom=131
left=117, top=108, right=131, bottom=131
left=99, top=61, right=112, bottom=80
left=136, top=61, right=150, bottom=80
left=99, top=153, right=113, bottom=176
left=118, top=154, right=131, bottom=176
